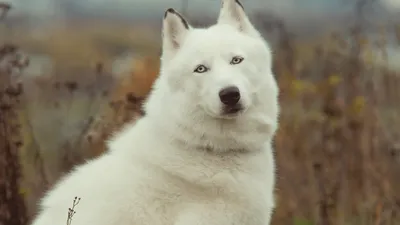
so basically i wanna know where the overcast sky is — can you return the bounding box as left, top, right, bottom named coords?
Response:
left=4, top=0, right=373, bottom=17
left=4, top=0, right=400, bottom=27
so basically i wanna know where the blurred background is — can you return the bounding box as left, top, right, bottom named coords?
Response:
left=1, top=0, right=400, bottom=225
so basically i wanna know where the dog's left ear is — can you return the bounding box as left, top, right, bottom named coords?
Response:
left=217, top=0, right=259, bottom=36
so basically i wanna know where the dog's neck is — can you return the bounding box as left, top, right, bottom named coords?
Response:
left=143, top=95, right=274, bottom=154
left=170, top=136, right=252, bottom=156
left=145, top=112, right=266, bottom=155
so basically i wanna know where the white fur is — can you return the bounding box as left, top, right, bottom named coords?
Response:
left=30, top=0, right=280, bottom=225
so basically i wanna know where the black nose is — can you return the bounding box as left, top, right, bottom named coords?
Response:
left=219, top=86, right=241, bottom=106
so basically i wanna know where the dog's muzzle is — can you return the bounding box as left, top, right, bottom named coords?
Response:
left=219, top=86, right=243, bottom=115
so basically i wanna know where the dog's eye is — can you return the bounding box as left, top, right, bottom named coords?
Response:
left=194, top=65, right=208, bottom=73
left=230, top=56, right=244, bottom=65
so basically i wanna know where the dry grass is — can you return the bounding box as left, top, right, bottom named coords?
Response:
left=1, top=22, right=160, bottom=73
left=271, top=29, right=400, bottom=224
left=0, top=43, right=29, bottom=225
left=1, top=9, right=400, bottom=225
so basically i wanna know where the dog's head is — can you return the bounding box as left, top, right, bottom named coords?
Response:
left=144, top=0, right=279, bottom=151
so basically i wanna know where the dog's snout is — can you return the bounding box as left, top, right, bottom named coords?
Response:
left=219, top=86, right=241, bottom=106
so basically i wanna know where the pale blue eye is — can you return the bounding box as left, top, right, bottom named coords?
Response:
left=194, top=65, right=208, bottom=73
left=230, top=56, right=244, bottom=65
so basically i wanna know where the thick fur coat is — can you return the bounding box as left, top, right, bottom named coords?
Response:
left=30, top=0, right=280, bottom=224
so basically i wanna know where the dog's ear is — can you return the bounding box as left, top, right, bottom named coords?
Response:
left=217, top=0, right=258, bottom=36
left=162, top=8, right=191, bottom=60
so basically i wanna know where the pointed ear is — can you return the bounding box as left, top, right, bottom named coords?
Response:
left=217, top=0, right=259, bottom=36
left=162, top=8, right=191, bottom=61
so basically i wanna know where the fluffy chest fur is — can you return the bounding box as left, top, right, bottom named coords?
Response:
left=110, top=118, right=276, bottom=225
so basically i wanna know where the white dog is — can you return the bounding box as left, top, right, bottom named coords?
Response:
left=30, top=0, right=280, bottom=224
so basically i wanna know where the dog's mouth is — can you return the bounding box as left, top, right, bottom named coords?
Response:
left=202, top=103, right=246, bottom=120
left=223, top=104, right=243, bottom=114
left=219, top=104, right=244, bottom=119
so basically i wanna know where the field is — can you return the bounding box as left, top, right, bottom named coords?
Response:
left=1, top=6, right=400, bottom=225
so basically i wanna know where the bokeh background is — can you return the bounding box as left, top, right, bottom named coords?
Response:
left=1, top=0, right=400, bottom=225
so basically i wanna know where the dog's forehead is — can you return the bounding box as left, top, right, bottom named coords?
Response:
left=184, top=25, right=252, bottom=51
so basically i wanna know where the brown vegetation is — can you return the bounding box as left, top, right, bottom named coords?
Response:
left=0, top=44, right=28, bottom=225
left=271, top=27, right=400, bottom=225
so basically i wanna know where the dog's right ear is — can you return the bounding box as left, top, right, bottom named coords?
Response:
left=162, top=8, right=191, bottom=61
